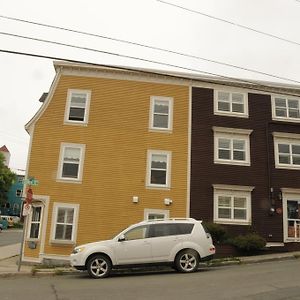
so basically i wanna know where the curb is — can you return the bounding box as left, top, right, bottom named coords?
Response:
left=0, top=253, right=299, bottom=278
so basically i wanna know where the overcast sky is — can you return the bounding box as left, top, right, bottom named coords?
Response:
left=1, top=0, right=300, bottom=170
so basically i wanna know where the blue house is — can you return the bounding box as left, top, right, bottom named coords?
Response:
left=4, top=170, right=25, bottom=216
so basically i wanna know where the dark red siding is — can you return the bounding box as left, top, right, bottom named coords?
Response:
left=190, top=86, right=300, bottom=249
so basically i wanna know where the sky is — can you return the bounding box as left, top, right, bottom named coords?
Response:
left=0, top=0, right=300, bottom=170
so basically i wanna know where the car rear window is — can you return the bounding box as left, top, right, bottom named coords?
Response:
left=148, top=223, right=194, bottom=238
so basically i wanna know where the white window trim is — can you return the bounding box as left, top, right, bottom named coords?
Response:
left=213, top=184, right=254, bottom=225
left=146, top=150, right=172, bottom=189
left=50, top=202, right=80, bottom=245
left=149, top=96, right=173, bottom=132
left=272, top=95, right=300, bottom=123
left=57, top=143, right=86, bottom=183
left=214, top=89, right=248, bottom=118
left=27, top=204, right=43, bottom=240
left=64, top=89, right=91, bottom=125
left=273, top=132, right=300, bottom=170
left=144, top=208, right=170, bottom=220
left=213, top=127, right=252, bottom=166
left=281, top=188, right=300, bottom=243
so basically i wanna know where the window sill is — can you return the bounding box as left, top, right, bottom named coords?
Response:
left=148, top=128, right=173, bottom=134
left=146, top=185, right=171, bottom=191
left=56, top=179, right=82, bottom=184
left=214, top=111, right=249, bottom=118
left=50, top=239, right=76, bottom=246
left=275, top=165, right=300, bottom=171
left=63, top=121, right=88, bottom=127
left=214, top=160, right=250, bottom=167
left=272, top=116, right=300, bottom=123
left=214, top=220, right=251, bottom=226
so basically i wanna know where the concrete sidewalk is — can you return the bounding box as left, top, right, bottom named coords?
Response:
left=0, top=243, right=300, bottom=278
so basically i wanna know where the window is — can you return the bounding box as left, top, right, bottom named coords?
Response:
left=148, top=223, right=194, bottom=238
left=272, top=96, right=300, bottom=122
left=144, top=208, right=169, bottom=220
left=65, top=89, right=91, bottom=124
left=57, top=143, right=85, bottom=182
left=28, top=206, right=42, bottom=239
left=149, top=96, right=173, bottom=131
left=146, top=150, right=171, bottom=188
left=213, top=184, right=254, bottom=225
left=16, top=189, right=22, bottom=197
left=273, top=132, right=300, bottom=170
left=214, top=90, right=248, bottom=118
left=51, top=203, right=79, bottom=243
left=124, top=225, right=149, bottom=240
left=213, top=127, right=252, bottom=166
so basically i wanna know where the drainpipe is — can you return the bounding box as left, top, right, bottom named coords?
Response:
left=266, top=121, right=275, bottom=215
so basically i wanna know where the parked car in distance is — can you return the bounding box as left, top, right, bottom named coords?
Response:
left=0, top=216, right=13, bottom=228
left=0, top=216, right=8, bottom=230
left=11, top=216, right=20, bottom=224
left=70, top=218, right=215, bottom=278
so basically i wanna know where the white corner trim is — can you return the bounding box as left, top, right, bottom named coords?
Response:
left=186, top=86, right=192, bottom=218
left=213, top=184, right=255, bottom=192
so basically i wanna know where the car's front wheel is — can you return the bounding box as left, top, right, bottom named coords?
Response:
left=175, top=249, right=199, bottom=273
left=87, top=254, right=112, bottom=279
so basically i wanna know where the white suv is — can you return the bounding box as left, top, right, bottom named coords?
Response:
left=70, top=218, right=215, bottom=278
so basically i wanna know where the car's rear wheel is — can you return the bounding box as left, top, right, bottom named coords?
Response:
left=87, top=255, right=112, bottom=279
left=175, top=249, right=199, bottom=273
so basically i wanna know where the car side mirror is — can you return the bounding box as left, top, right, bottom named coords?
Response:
left=118, top=234, right=126, bottom=242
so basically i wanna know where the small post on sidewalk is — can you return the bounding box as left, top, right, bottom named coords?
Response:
left=17, top=212, right=26, bottom=272
left=18, top=184, right=33, bottom=272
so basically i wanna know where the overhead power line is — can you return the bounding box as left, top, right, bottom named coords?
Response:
left=156, top=0, right=300, bottom=47
left=1, top=48, right=300, bottom=99
left=1, top=30, right=281, bottom=86
left=0, top=15, right=299, bottom=84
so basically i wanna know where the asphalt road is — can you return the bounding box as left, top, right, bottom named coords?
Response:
left=0, top=229, right=23, bottom=247
left=0, top=259, right=300, bottom=300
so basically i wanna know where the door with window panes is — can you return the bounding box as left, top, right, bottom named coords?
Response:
left=287, top=200, right=300, bottom=240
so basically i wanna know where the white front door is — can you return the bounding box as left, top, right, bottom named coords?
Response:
left=282, top=189, right=300, bottom=242
left=286, top=200, right=300, bottom=240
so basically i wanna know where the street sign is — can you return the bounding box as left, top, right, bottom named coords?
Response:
left=22, top=203, right=32, bottom=216
left=22, top=179, right=39, bottom=186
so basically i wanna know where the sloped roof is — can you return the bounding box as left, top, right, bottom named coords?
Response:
left=0, top=145, right=9, bottom=153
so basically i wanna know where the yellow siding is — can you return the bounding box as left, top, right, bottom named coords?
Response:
left=26, top=74, right=189, bottom=257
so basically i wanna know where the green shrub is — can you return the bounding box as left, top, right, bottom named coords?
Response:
left=229, top=233, right=266, bottom=254
left=203, top=222, right=229, bottom=244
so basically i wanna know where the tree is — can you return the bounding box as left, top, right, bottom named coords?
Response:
left=0, top=152, right=17, bottom=207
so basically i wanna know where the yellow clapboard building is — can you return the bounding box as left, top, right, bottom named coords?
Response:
left=23, top=61, right=191, bottom=263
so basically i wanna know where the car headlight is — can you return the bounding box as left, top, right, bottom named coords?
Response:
left=72, top=246, right=85, bottom=254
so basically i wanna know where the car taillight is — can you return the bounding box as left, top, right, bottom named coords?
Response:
left=209, top=247, right=215, bottom=253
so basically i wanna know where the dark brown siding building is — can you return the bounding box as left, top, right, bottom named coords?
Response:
left=190, top=85, right=300, bottom=251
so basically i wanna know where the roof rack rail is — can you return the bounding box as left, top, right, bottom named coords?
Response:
left=144, top=218, right=196, bottom=222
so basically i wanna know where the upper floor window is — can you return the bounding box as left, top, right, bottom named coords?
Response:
left=214, top=90, right=248, bottom=118
left=213, top=184, right=254, bottom=225
left=16, top=189, right=22, bottom=197
left=273, top=132, right=300, bottom=170
left=65, top=89, right=91, bottom=125
left=213, top=127, right=252, bottom=166
left=149, top=96, right=173, bottom=131
left=51, top=203, right=79, bottom=244
left=144, top=208, right=169, bottom=220
left=146, top=150, right=171, bottom=189
left=57, top=143, right=85, bottom=182
left=272, top=96, right=300, bottom=122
